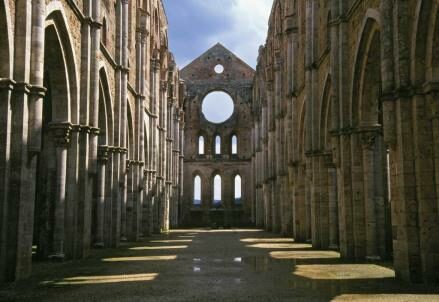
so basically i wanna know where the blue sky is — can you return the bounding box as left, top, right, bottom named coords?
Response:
left=163, top=0, right=269, bottom=202
left=162, top=0, right=273, bottom=69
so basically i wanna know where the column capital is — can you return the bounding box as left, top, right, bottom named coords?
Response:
left=357, top=125, right=382, bottom=150
left=360, top=132, right=378, bottom=150
left=151, top=58, right=160, bottom=71
left=49, top=122, right=73, bottom=147
left=323, top=152, right=336, bottom=168
left=98, top=146, right=110, bottom=163
left=13, top=82, right=31, bottom=94
left=29, top=85, right=47, bottom=98
left=0, top=78, right=16, bottom=91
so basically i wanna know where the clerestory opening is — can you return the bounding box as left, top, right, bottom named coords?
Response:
left=201, top=91, right=234, bottom=124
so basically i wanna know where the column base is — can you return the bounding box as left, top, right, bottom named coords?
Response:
left=366, top=255, right=382, bottom=261
left=328, top=244, right=339, bottom=251
left=120, top=237, right=128, bottom=242
left=48, top=253, right=65, bottom=261
left=94, top=242, right=105, bottom=248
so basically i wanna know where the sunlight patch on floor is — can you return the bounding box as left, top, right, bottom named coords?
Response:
left=241, top=238, right=295, bottom=243
left=102, top=255, right=177, bottom=262
left=170, top=229, right=264, bottom=233
left=247, top=243, right=312, bottom=249
left=270, top=250, right=340, bottom=260
left=294, top=264, right=395, bottom=280
left=150, top=239, right=193, bottom=243
left=41, top=273, right=158, bottom=285
left=130, top=245, right=188, bottom=250
left=332, top=294, right=439, bottom=302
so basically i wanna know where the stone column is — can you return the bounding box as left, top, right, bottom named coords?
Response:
left=0, top=79, right=14, bottom=282
left=361, top=130, right=379, bottom=259
left=118, top=0, right=129, bottom=243
left=28, top=0, right=45, bottom=155
left=89, top=0, right=102, bottom=177
left=88, top=0, right=102, bottom=250
left=125, top=160, right=134, bottom=240
left=150, top=58, right=160, bottom=233
left=120, top=152, right=128, bottom=242
left=334, top=2, right=355, bottom=260
left=325, top=154, right=339, bottom=250
left=318, top=154, right=330, bottom=249
left=95, top=146, right=109, bottom=247
left=49, top=123, right=72, bottom=260
left=135, top=11, right=148, bottom=240
left=178, top=109, right=185, bottom=224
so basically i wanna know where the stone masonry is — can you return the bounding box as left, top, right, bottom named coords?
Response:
left=0, top=0, right=184, bottom=282
left=180, top=44, right=255, bottom=227
left=252, top=0, right=439, bottom=284
left=1, top=0, right=438, bottom=287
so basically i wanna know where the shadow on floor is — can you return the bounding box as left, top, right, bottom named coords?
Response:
left=0, top=229, right=438, bottom=301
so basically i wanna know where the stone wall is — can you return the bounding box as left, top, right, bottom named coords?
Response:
left=0, top=0, right=184, bottom=282
left=252, top=0, right=439, bottom=284
left=181, top=44, right=254, bottom=227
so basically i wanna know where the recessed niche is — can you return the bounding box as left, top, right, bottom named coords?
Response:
left=214, top=64, right=224, bottom=74
left=202, top=91, right=234, bottom=124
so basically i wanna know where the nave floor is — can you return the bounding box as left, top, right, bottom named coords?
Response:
left=1, top=229, right=439, bottom=301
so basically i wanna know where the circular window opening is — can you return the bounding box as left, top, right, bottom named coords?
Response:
left=214, top=64, right=224, bottom=74
left=202, top=91, right=234, bottom=124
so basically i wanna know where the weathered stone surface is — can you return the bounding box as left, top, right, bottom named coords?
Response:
left=0, top=0, right=184, bottom=282
left=252, top=0, right=439, bottom=285
left=181, top=43, right=254, bottom=227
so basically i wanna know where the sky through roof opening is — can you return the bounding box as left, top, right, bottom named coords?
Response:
left=202, top=91, right=234, bottom=124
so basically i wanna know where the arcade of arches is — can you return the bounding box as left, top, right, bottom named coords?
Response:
left=0, top=0, right=439, bottom=297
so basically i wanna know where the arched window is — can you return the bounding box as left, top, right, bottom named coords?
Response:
left=231, top=135, right=238, bottom=154
left=234, top=175, right=242, bottom=205
left=215, top=135, right=221, bottom=155
left=213, top=175, right=221, bottom=206
left=198, top=136, right=205, bottom=155
left=194, top=175, right=201, bottom=206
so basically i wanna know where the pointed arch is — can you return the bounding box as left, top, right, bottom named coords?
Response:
left=98, top=66, right=114, bottom=146
left=0, top=0, right=11, bottom=78
left=127, top=100, right=135, bottom=160
left=411, top=0, right=438, bottom=83
left=319, top=74, right=332, bottom=150
left=45, top=6, right=79, bottom=123
left=412, top=0, right=439, bottom=83
left=350, top=11, right=382, bottom=126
